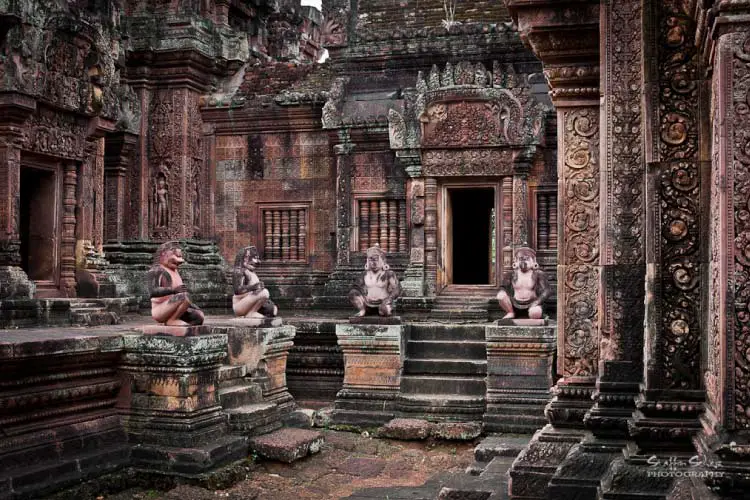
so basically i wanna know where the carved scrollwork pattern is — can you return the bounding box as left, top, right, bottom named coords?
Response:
left=561, top=107, right=600, bottom=377
left=601, top=0, right=645, bottom=362
left=653, top=2, right=702, bottom=391
left=706, top=49, right=724, bottom=421
left=731, top=32, right=750, bottom=429
left=421, top=149, right=515, bottom=177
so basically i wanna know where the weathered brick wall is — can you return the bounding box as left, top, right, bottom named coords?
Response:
left=355, top=0, right=511, bottom=34
left=214, top=132, right=336, bottom=271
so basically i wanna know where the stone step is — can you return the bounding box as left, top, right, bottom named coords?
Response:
left=226, top=402, right=282, bottom=436
left=248, top=427, right=324, bottom=463
left=429, top=310, right=489, bottom=322
left=401, top=375, right=486, bottom=396
left=70, top=311, right=120, bottom=326
left=407, top=340, right=486, bottom=360
left=409, top=324, right=487, bottom=341
left=404, top=359, right=487, bottom=376
left=218, top=364, right=247, bottom=385
left=218, top=383, right=263, bottom=409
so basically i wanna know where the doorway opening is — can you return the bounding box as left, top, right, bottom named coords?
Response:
left=448, top=188, right=495, bottom=285
left=19, top=166, right=59, bottom=289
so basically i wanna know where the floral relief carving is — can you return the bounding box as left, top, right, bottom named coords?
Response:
left=731, top=32, right=750, bottom=429
left=422, top=149, right=515, bottom=177
left=561, top=107, right=600, bottom=378
left=25, top=108, right=87, bottom=160
left=653, top=2, right=702, bottom=391
left=601, top=0, right=645, bottom=362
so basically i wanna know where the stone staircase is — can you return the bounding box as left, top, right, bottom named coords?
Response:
left=429, top=288, right=495, bottom=322
left=398, top=324, right=487, bottom=421
left=69, top=299, right=120, bottom=326
left=218, top=364, right=283, bottom=436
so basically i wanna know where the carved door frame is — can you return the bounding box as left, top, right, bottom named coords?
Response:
left=19, top=155, right=64, bottom=294
left=437, top=179, right=504, bottom=293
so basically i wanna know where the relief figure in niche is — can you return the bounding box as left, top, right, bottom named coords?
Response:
left=232, top=246, right=278, bottom=318
left=148, top=242, right=204, bottom=326
left=153, top=172, right=169, bottom=228
left=497, top=247, right=551, bottom=319
left=349, top=245, right=401, bottom=317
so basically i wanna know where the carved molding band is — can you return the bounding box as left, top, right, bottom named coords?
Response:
left=422, top=149, right=515, bottom=177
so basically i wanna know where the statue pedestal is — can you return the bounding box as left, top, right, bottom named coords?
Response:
left=484, top=323, right=556, bottom=433
left=219, top=323, right=297, bottom=414
left=333, top=323, right=405, bottom=427
left=118, top=333, right=247, bottom=475
left=139, top=325, right=211, bottom=337
left=229, top=316, right=283, bottom=327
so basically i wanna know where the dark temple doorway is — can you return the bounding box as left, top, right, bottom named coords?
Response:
left=20, top=165, right=60, bottom=290
left=449, top=188, right=495, bottom=285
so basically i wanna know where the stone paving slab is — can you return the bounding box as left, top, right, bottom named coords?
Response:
left=248, top=428, right=324, bottom=463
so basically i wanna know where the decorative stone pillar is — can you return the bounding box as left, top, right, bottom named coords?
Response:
left=512, top=170, right=530, bottom=247
left=118, top=332, right=248, bottom=474
left=334, top=137, right=355, bottom=266
left=333, top=323, right=406, bottom=427
left=399, top=152, right=426, bottom=299
left=503, top=1, right=602, bottom=498
left=423, top=177, right=438, bottom=296
left=625, top=0, right=705, bottom=458
left=60, top=161, right=78, bottom=297
left=695, top=10, right=750, bottom=496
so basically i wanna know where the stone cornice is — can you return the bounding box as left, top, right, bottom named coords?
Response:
left=504, top=0, right=600, bottom=104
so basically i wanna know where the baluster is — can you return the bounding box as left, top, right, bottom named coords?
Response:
left=272, top=210, right=281, bottom=260
left=281, top=210, right=290, bottom=260
left=388, top=200, right=398, bottom=253
left=359, top=200, right=369, bottom=251
left=264, top=210, right=273, bottom=260
left=538, top=193, right=549, bottom=249
left=398, top=200, right=407, bottom=252
left=379, top=200, right=388, bottom=251
left=298, top=209, right=306, bottom=260
left=369, top=200, right=378, bottom=248
left=548, top=193, right=558, bottom=249
left=290, top=209, right=298, bottom=260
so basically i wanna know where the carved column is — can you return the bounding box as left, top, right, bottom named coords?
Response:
left=629, top=0, right=705, bottom=453
left=61, top=161, right=78, bottom=297
left=398, top=152, right=425, bottom=298
left=423, top=177, right=438, bottom=296
left=503, top=1, right=603, bottom=498
left=584, top=0, right=645, bottom=439
left=334, top=136, right=354, bottom=266
left=512, top=170, right=529, bottom=247
left=695, top=10, right=750, bottom=496
left=104, top=132, right=137, bottom=242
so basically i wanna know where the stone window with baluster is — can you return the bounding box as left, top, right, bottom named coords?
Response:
left=259, top=204, right=309, bottom=263
left=353, top=197, right=408, bottom=254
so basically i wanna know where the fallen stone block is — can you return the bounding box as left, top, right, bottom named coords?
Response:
left=433, top=422, right=482, bottom=441
left=248, top=428, right=324, bottom=463
left=437, top=487, right=492, bottom=500
left=378, top=418, right=435, bottom=440
left=284, top=408, right=316, bottom=428
left=473, top=435, right=530, bottom=462
left=313, top=407, right=334, bottom=428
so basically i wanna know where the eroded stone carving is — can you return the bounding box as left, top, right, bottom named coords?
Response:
left=148, top=241, right=204, bottom=326
left=232, top=245, right=278, bottom=319
left=349, top=245, right=400, bottom=317
left=497, top=247, right=551, bottom=320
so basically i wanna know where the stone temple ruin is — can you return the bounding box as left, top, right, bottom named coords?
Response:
left=0, top=0, right=747, bottom=498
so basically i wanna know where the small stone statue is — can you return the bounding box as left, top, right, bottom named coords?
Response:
left=148, top=242, right=204, bottom=326
left=232, top=246, right=278, bottom=318
left=349, top=245, right=401, bottom=317
left=497, top=247, right=551, bottom=320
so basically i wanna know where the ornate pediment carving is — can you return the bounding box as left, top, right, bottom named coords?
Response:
left=390, top=61, right=549, bottom=152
